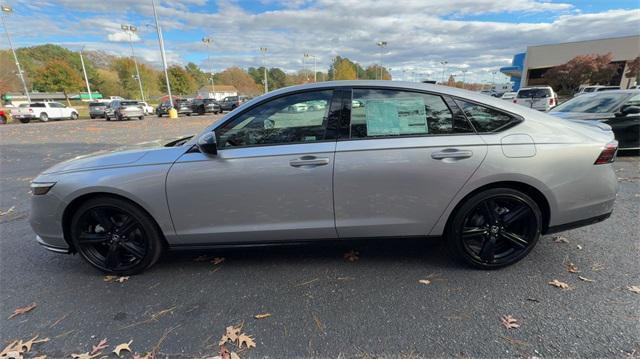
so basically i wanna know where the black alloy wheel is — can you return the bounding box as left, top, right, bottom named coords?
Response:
left=70, top=197, right=163, bottom=274
left=447, top=188, right=541, bottom=269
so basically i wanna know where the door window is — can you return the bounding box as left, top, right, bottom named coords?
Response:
left=350, top=89, right=474, bottom=138
left=216, top=90, right=333, bottom=148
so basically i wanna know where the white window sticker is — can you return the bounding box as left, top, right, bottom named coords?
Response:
left=365, top=97, right=427, bottom=136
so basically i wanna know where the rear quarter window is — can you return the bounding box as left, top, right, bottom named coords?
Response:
left=454, top=99, right=521, bottom=133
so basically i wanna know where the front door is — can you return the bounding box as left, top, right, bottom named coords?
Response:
left=334, top=88, right=488, bottom=238
left=166, top=89, right=341, bottom=245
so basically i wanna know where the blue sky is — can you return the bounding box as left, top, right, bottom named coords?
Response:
left=1, top=0, right=639, bottom=83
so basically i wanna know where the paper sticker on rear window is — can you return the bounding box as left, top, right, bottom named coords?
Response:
left=365, top=97, right=427, bottom=136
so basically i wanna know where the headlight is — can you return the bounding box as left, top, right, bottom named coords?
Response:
left=31, top=182, right=56, bottom=195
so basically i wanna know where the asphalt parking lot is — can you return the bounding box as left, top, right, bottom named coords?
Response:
left=1, top=116, right=638, bottom=358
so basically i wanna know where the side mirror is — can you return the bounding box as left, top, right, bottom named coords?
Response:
left=197, top=131, right=218, bottom=155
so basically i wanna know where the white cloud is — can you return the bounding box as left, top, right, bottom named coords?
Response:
left=107, top=32, right=141, bottom=43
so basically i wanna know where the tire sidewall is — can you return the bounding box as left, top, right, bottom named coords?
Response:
left=70, top=197, right=164, bottom=275
left=447, top=188, right=542, bottom=269
left=40, top=113, right=48, bottom=122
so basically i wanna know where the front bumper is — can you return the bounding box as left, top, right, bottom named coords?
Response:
left=36, top=235, right=70, bottom=253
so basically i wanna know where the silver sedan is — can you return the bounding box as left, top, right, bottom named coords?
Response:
left=30, top=81, right=618, bottom=274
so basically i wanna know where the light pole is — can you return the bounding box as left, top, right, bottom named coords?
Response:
left=1, top=4, right=30, bottom=103
left=491, top=70, right=497, bottom=85
left=461, top=69, right=468, bottom=89
left=440, top=61, right=448, bottom=84
left=202, top=37, right=215, bottom=98
left=79, top=46, right=92, bottom=101
left=260, top=47, right=268, bottom=93
left=121, top=24, right=145, bottom=102
left=151, top=0, right=173, bottom=108
left=304, top=53, right=317, bottom=82
left=376, top=41, right=387, bottom=80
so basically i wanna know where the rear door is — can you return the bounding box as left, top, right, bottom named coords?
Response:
left=333, top=88, right=487, bottom=238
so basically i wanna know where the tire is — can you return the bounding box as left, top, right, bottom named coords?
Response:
left=70, top=112, right=79, bottom=120
left=105, top=116, right=110, bottom=121
left=19, top=117, right=30, bottom=123
left=157, top=113, right=162, bottom=118
left=70, top=196, right=164, bottom=275
left=90, top=115, right=95, bottom=119
left=186, top=113, right=191, bottom=116
left=40, top=113, right=49, bottom=122
left=138, top=116, right=144, bottom=120
left=445, top=188, right=541, bottom=269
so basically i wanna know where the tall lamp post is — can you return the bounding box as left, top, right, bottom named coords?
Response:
left=1, top=4, right=30, bottom=103
left=440, top=61, right=448, bottom=84
left=151, top=0, right=173, bottom=108
left=304, top=53, right=317, bottom=82
left=376, top=41, right=387, bottom=80
left=260, top=47, right=268, bottom=93
left=202, top=37, right=215, bottom=98
left=79, top=46, right=92, bottom=101
left=461, top=69, right=468, bottom=89
left=121, top=24, right=145, bottom=102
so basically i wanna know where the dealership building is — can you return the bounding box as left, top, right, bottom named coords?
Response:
left=500, top=35, right=640, bottom=91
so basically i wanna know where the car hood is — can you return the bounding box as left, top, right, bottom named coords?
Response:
left=42, top=136, right=193, bottom=174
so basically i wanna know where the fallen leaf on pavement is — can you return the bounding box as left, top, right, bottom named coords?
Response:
left=626, top=285, right=640, bottom=294
left=566, top=262, right=580, bottom=273
left=90, top=338, right=108, bottom=355
left=211, top=257, right=225, bottom=265
left=418, top=279, right=431, bottom=285
left=343, top=250, right=359, bottom=262
left=254, top=313, right=271, bottom=319
left=1, top=336, right=49, bottom=358
left=71, top=353, right=101, bottom=359
left=576, top=244, right=583, bottom=250
left=33, top=356, right=47, bottom=359
left=578, top=276, right=595, bottom=282
left=0, top=206, right=15, bottom=216
left=501, top=315, right=520, bottom=329
left=8, top=302, right=37, bottom=319
left=230, top=352, right=240, bottom=359
left=103, top=275, right=129, bottom=283
left=113, top=340, right=133, bottom=357
left=552, top=235, right=569, bottom=243
left=238, top=334, right=256, bottom=349
left=549, top=279, right=570, bottom=289
left=133, top=353, right=154, bottom=359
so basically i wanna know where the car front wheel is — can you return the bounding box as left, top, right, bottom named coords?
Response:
left=70, top=196, right=164, bottom=275
left=446, top=188, right=541, bottom=269
left=70, top=112, right=79, bottom=120
left=40, top=113, right=49, bottom=122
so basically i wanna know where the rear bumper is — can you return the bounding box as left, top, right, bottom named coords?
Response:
left=545, top=211, right=612, bottom=234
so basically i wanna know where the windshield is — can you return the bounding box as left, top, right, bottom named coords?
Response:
left=551, top=92, right=631, bottom=113
left=89, top=102, right=104, bottom=107
left=583, top=87, right=597, bottom=93
left=517, top=89, right=551, bottom=98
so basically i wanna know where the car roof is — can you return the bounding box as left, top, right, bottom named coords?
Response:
left=517, top=86, right=553, bottom=90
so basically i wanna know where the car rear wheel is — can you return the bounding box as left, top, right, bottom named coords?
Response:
left=40, top=113, right=49, bottom=122
left=70, top=112, right=79, bottom=120
left=446, top=188, right=541, bottom=269
left=70, top=197, right=164, bottom=275
left=138, top=116, right=144, bottom=120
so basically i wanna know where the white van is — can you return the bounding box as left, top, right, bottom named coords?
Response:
left=513, top=86, right=558, bottom=111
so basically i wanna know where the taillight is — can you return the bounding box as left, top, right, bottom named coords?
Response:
left=549, top=98, right=555, bottom=106
left=513, top=99, right=517, bottom=103
left=594, top=141, right=618, bottom=165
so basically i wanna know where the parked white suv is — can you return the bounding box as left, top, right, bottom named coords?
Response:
left=12, top=102, right=79, bottom=123
left=513, top=86, right=558, bottom=111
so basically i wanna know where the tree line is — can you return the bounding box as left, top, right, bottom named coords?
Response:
left=0, top=44, right=393, bottom=101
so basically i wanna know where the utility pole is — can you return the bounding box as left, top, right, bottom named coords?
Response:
left=122, top=24, right=145, bottom=102
left=79, top=46, right=92, bottom=101
left=151, top=0, right=173, bottom=108
left=202, top=37, right=215, bottom=99
left=440, top=61, right=448, bottom=84
left=304, top=53, right=317, bottom=82
left=461, top=69, right=468, bottom=89
left=260, top=47, right=268, bottom=93
left=376, top=41, right=387, bottom=80
left=1, top=5, right=30, bottom=103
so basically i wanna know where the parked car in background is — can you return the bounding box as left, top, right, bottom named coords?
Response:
left=139, top=102, right=154, bottom=115
left=480, top=89, right=499, bottom=97
left=105, top=100, right=144, bottom=121
left=156, top=99, right=193, bottom=117
left=219, top=96, right=249, bottom=112
left=191, top=98, right=221, bottom=115
left=549, top=90, right=640, bottom=151
left=12, top=102, right=79, bottom=123
left=30, top=81, right=619, bottom=274
left=89, top=101, right=109, bottom=119
left=501, top=92, right=517, bottom=100
left=513, top=86, right=558, bottom=111
left=574, top=85, right=621, bottom=97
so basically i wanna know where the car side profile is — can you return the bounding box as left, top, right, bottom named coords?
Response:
left=30, top=81, right=618, bottom=275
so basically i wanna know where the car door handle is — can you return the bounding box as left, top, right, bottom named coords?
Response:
left=289, top=156, right=330, bottom=167
left=431, top=149, right=473, bottom=160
